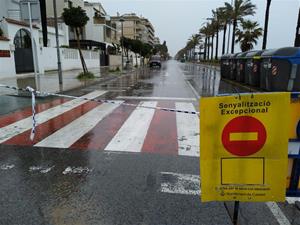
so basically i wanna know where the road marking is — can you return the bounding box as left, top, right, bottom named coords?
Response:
left=185, top=80, right=200, bottom=99
left=35, top=101, right=122, bottom=148
left=70, top=104, right=136, bottom=150
left=105, top=101, right=157, bottom=152
left=0, top=91, right=106, bottom=143
left=160, top=172, right=200, bottom=195
left=176, top=102, right=200, bottom=157
left=29, top=166, right=54, bottom=174
left=116, top=96, right=197, bottom=101
left=266, top=202, right=291, bottom=225
left=4, top=101, right=99, bottom=145
left=142, top=102, right=178, bottom=154
left=0, top=164, right=15, bottom=170
left=62, top=166, right=92, bottom=175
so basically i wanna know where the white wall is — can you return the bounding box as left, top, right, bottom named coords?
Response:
left=41, top=47, right=100, bottom=72
left=0, top=40, right=16, bottom=79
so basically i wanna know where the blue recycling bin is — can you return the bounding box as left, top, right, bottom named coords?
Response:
left=235, top=52, right=249, bottom=83
left=245, top=50, right=265, bottom=87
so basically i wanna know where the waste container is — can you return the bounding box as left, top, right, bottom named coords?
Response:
left=261, top=48, right=300, bottom=91
left=236, top=52, right=249, bottom=83
left=269, top=47, right=300, bottom=91
left=220, top=54, right=231, bottom=78
left=260, top=49, right=277, bottom=90
left=245, top=50, right=265, bottom=87
left=229, top=53, right=239, bottom=80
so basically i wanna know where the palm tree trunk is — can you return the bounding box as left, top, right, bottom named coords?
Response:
left=262, top=0, right=272, bottom=49
left=207, top=36, right=210, bottom=61
left=75, top=28, right=88, bottom=73
left=231, top=19, right=237, bottom=53
left=215, top=29, right=219, bottom=60
left=211, top=34, right=214, bottom=60
left=204, top=37, right=207, bottom=60
left=222, top=23, right=227, bottom=55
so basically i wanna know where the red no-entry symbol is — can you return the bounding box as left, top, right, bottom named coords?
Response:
left=221, top=116, right=267, bottom=156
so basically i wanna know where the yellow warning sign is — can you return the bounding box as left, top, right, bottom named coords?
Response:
left=200, top=93, right=290, bottom=202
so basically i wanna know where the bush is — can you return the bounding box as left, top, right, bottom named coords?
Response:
left=77, top=71, right=95, bottom=80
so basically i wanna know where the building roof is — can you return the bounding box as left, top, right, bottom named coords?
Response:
left=5, top=18, right=40, bottom=29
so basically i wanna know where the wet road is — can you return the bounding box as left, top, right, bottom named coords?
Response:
left=0, top=60, right=299, bottom=225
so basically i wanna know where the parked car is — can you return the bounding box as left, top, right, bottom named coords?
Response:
left=149, top=55, right=162, bottom=68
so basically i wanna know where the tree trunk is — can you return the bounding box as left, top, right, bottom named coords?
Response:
left=231, top=19, right=237, bottom=54
left=215, top=28, right=219, bottom=60
left=262, top=0, right=272, bottom=49
left=75, top=28, right=88, bottom=73
left=211, top=34, right=214, bottom=60
left=135, top=53, right=138, bottom=67
left=222, top=23, right=227, bottom=55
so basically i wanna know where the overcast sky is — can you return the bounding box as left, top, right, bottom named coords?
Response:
left=90, top=0, right=300, bottom=56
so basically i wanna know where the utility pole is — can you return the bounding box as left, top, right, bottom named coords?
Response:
left=53, top=0, right=63, bottom=85
left=227, top=0, right=233, bottom=54
left=119, top=17, right=125, bottom=71
left=294, top=8, right=300, bottom=47
left=262, top=0, right=272, bottom=50
left=27, top=1, right=38, bottom=79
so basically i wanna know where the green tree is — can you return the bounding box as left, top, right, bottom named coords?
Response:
left=212, top=8, right=224, bottom=59
left=188, top=34, right=201, bottom=61
left=262, top=0, right=272, bottom=49
left=200, top=25, right=210, bottom=60
left=235, top=20, right=263, bottom=52
left=225, top=0, right=256, bottom=53
left=62, top=6, right=89, bottom=73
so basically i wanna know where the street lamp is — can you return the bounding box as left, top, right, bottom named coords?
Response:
left=119, top=17, right=125, bottom=71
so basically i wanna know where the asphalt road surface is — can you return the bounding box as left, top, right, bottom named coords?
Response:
left=0, top=60, right=299, bottom=225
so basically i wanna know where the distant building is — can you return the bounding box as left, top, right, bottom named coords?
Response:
left=111, top=13, right=156, bottom=45
left=46, top=0, right=84, bottom=19
left=153, top=37, right=160, bottom=45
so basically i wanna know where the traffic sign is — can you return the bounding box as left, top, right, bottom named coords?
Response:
left=222, top=116, right=267, bottom=157
left=200, top=92, right=290, bottom=202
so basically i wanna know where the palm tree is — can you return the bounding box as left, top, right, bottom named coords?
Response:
left=200, top=26, right=210, bottom=60
left=189, top=34, right=201, bottom=61
left=212, top=8, right=224, bottom=59
left=235, top=20, right=263, bottom=52
left=262, top=0, right=272, bottom=49
left=226, top=0, right=256, bottom=53
left=218, top=5, right=232, bottom=55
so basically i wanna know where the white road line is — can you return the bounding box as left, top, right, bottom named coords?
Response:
left=176, top=102, right=200, bottom=157
left=186, top=80, right=200, bottom=99
left=116, top=96, right=197, bottom=101
left=266, top=202, right=291, bottom=225
left=35, top=101, right=122, bottom=148
left=104, top=101, right=157, bottom=152
left=160, top=172, right=200, bottom=195
left=0, top=91, right=106, bottom=143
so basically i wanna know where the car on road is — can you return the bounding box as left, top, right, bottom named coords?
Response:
left=149, top=55, right=162, bottom=68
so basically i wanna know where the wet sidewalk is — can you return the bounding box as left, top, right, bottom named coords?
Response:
left=0, top=67, right=134, bottom=96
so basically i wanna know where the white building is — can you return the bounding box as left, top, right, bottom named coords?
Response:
left=0, top=0, right=101, bottom=79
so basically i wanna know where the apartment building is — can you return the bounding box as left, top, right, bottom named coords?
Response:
left=153, top=37, right=160, bottom=45
left=112, top=13, right=156, bottom=46
left=46, top=0, right=84, bottom=18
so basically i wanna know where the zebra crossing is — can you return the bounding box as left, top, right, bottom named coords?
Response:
left=0, top=91, right=200, bottom=157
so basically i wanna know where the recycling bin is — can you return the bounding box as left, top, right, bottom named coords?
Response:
left=269, top=47, right=300, bottom=91
left=220, top=54, right=231, bottom=78
left=245, top=50, right=265, bottom=87
left=260, top=49, right=277, bottom=90
left=229, top=53, right=239, bottom=80
left=235, top=52, right=249, bottom=83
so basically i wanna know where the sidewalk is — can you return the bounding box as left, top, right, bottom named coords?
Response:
left=0, top=67, right=132, bottom=96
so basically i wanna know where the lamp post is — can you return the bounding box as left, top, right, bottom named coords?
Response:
left=53, top=0, right=63, bottom=85
left=119, top=17, right=125, bottom=71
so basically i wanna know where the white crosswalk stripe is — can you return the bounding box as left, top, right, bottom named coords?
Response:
left=104, top=101, right=157, bottom=152
left=35, top=101, right=123, bottom=148
left=0, top=91, right=106, bottom=144
left=176, top=102, right=200, bottom=157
